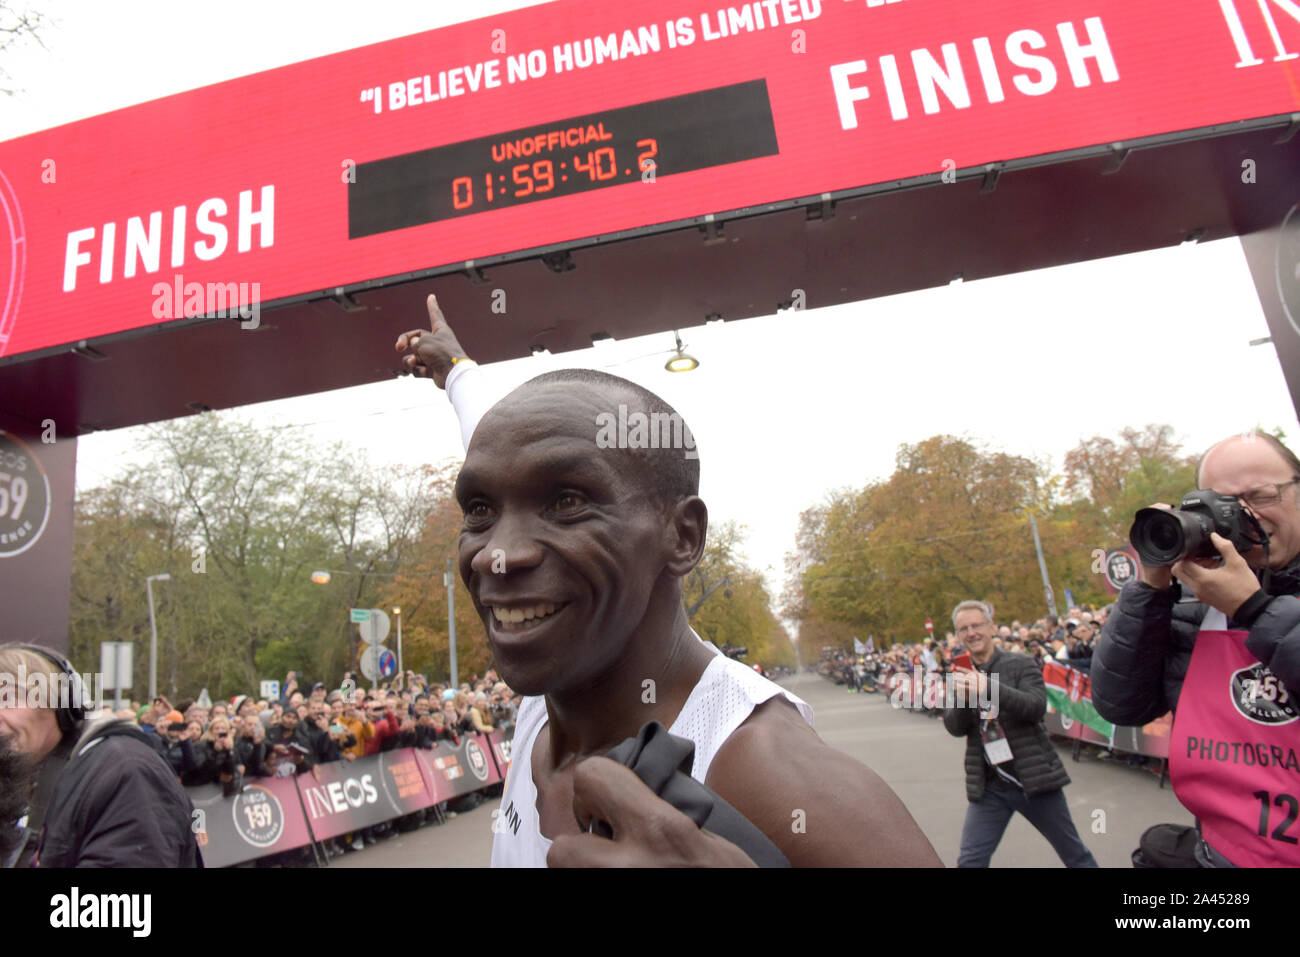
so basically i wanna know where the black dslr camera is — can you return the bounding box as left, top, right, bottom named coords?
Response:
left=1129, top=489, right=1267, bottom=567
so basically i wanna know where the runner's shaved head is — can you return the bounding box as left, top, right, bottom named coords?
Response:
left=488, top=368, right=700, bottom=506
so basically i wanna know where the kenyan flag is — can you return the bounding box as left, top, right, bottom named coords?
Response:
left=1043, top=660, right=1114, bottom=738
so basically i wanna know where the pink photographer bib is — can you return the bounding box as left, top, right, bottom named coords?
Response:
left=1168, top=608, right=1300, bottom=866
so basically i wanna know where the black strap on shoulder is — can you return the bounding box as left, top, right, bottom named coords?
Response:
left=9, top=736, right=72, bottom=868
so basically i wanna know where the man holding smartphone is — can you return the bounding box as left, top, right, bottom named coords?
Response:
left=264, top=708, right=315, bottom=776
left=944, top=600, right=1097, bottom=867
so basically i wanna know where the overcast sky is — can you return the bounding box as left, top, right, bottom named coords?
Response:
left=4, top=0, right=1297, bottom=621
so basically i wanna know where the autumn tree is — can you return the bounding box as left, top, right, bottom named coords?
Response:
left=1061, top=424, right=1198, bottom=544
left=787, top=435, right=1061, bottom=646
left=685, top=521, right=797, bottom=670
left=377, top=464, right=491, bottom=687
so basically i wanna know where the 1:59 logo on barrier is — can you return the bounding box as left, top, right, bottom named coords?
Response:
left=232, top=786, right=285, bottom=848
left=465, top=739, right=490, bottom=782
left=0, top=432, right=51, bottom=559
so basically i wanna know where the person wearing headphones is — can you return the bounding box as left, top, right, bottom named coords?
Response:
left=0, top=643, right=202, bottom=868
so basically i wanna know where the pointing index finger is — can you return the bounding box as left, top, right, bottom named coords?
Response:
left=427, top=293, right=446, bottom=333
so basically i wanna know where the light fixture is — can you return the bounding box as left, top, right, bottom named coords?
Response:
left=311, top=570, right=331, bottom=584
left=70, top=340, right=109, bottom=361
left=665, top=331, right=699, bottom=373
left=392, top=606, right=401, bottom=616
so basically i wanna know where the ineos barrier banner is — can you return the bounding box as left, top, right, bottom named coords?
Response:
left=417, top=733, right=502, bottom=802
left=188, top=777, right=315, bottom=869
left=297, top=748, right=436, bottom=841
left=1, top=0, right=1298, bottom=359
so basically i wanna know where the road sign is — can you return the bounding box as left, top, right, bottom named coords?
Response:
left=350, top=608, right=370, bottom=624
left=98, top=641, right=133, bottom=691
left=378, top=648, right=397, bottom=679
left=260, top=680, right=280, bottom=701
left=924, top=618, right=933, bottom=634
left=359, top=645, right=384, bottom=682
left=358, top=609, right=391, bottom=645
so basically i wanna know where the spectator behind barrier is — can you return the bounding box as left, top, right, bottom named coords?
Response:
left=264, top=708, right=315, bottom=776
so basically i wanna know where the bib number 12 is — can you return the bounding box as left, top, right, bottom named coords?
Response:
left=1253, top=790, right=1299, bottom=844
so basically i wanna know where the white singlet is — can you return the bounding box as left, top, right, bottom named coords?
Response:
left=489, top=636, right=814, bottom=867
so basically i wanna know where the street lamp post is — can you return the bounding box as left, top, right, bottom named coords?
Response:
left=145, top=573, right=171, bottom=700
left=1028, top=513, right=1059, bottom=617
left=393, top=607, right=403, bottom=679
left=445, top=557, right=459, bottom=690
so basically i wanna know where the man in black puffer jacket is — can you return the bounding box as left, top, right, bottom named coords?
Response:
left=1093, top=432, right=1300, bottom=867
left=0, top=643, right=201, bottom=868
left=1093, top=432, right=1300, bottom=723
left=944, top=600, right=1097, bottom=868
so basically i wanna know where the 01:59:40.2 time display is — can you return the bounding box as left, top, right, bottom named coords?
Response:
left=451, top=139, right=660, bottom=211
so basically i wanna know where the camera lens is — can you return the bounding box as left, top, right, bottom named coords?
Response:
left=1148, top=519, right=1179, bottom=553
left=1130, top=507, right=1208, bottom=566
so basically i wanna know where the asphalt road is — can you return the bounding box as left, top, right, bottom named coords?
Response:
left=327, top=669, right=1192, bottom=867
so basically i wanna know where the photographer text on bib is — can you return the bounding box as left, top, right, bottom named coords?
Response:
left=1169, top=608, right=1300, bottom=866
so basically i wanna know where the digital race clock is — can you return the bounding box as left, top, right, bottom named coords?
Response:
left=348, top=79, right=778, bottom=238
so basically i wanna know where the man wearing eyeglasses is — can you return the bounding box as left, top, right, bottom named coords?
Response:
left=1093, top=431, right=1300, bottom=867
left=945, top=601, right=1098, bottom=868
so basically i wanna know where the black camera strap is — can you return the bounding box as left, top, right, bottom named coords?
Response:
left=1245, top=511, right=1273, bottom=594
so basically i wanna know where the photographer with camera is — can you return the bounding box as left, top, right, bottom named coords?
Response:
left=944, top=601, right=1098, bottom=868
left=192, top=717, right=243, bottom=795
left=155, top=709, right=199, bottom=783
left=1094, top=432, right=1300, bottom=867
left=489, top=683, right=517, bottom=731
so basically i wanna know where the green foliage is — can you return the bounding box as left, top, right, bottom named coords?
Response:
left=69, top=413, right=438, bottom=699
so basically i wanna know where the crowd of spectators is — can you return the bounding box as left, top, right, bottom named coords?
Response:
left=818, top=604, right=1111, bottom=692
left=816, top=603, right=1161, bottom=769
left=87, top=668, right=518, bottom=859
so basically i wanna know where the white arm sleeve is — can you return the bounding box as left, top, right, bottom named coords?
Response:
left=445, top=361, right=493, bottom=452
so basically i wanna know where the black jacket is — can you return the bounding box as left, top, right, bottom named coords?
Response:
left=160, top=736, right=198, bottom=781
left=264, top=723, right=317, bottom=773
left=1092, top=557, right=1300, bottom=725
left=233, top=735, right=265, bottom=777
left=37, top=718, right=201, bottom=868
left=943, top=649, right=1071, bottom=801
